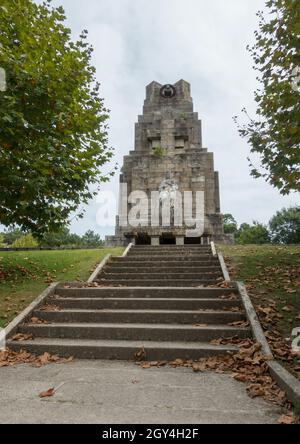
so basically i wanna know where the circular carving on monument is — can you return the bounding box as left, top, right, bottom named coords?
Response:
left=160, top=84, right=176, bottom=98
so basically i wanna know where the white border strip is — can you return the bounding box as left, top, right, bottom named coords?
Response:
left=87, top=243, right=133, bottom=283
left=218, top=253, right=230, bottom=281
left=210, top=241, right=217, bottom=257
left=268, top=361, right=300, bottom=406
left=122, top=243, right=133, bottom=257
left=87, top=254, right=112, bottom=283
left=4, top=282, right=59, bottom=340
left=237, top=281, right=273, bottom=358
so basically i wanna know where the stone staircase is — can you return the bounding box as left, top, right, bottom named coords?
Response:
left=96, top=245, right=222, bottom=287
left=7, top=245, right=251, bottom=360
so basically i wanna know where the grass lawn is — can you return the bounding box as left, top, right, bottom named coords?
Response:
left=220, top=244, right=300, bottom=378
left=0, top=248, right=123, bottom=328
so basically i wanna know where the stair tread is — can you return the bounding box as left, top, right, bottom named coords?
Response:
left=96, top=279, right=219, bottom=282
left=101, top=272, right=221, bottom=274
left=56, top=286, right=235, bottom=290
left=22, top=322, right=249, bottom=330
left=35, top=308, right=241, bottom=314
left=52, top=297, right=239, bottom=302
left=126, top=256, right=213, bottom=258
left=56, top=286, right=236, bottom=290
left=7, top=337, right=238, bottom=351
left=106, top=264, right=221, bottom=274
left=97, top=281, right=221, bottom=283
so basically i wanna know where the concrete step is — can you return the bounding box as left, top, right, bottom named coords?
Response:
left=105, top=266, right=222, bottom=273
left=33, top=308, right=245, bottom=325
left=98, top=272, right=222, bottom=280
left=19, top=323, right=250, bottom=341
left=112, top=257, right=219, bottom=263
left=7, top=338, right=239, bottom=361
left=94, top=279, right=219, bottom=287
left=128, top=249, right=213, bottom=255
left=129, top=246, right=212, bottom=250
left=54, top=287, right=238, bottom=299
left=131, top=245, right=212, bottom=249
left=127, top=254, right=213, bottom=259
left=52, top=297, right=242, bottom=311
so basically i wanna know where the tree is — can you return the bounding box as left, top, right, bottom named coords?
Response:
left=0, top=0, right=113, bottom=237
left=40, top=227, right=81, bottom=247
left=235, top=0, right=300, bottom=195
left=0, top=234, right=5, bottom=247
left=223, top=214, right=238, bottom=234
left=269, top=206, right=300, bottom=243
left=2, top=228, right=23, bottom=245
left=12, top=233, right=38, bottom=248
left=236, top=221, right=271, bottom=245
left=81, top=230, right=103, bottom=247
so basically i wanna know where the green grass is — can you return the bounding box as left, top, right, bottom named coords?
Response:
left=0, top=248, right=124, bottom=328
left=220, top=245, right=300, bottom=381
left=220, top=245, right=300, bottom=335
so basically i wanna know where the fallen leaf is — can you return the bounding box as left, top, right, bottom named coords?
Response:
left=141, top=363, right=151, bottom=369
left=134, top=346, right=147, bottom=362
left=29, top=317, right=48, bottom=325
left=282, top=306, right=293, bottom=313
left=0, top=349, right=73, bottom=368
left=39, top=304, right=60, bottom=312
left=11, top=333, right=33, bottom=342
left=278, top=414, right=297, bottom=424
left=39, top=387, right=55, bottom=398
left=38, top=352, right=53, bottom=365
left=192, top=362, right=207, bottom=372
left=247, top=383, right=265, bottom=398
left=228, top=320, right=250, bottom=327
left=156, top=361, right=168, bottom=367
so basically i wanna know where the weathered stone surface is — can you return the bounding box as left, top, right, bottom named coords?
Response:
left=106, top=80, right=232, bottom=246
left=0, top=360, right=280, bottom=424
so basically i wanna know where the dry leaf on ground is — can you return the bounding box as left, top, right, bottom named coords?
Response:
left=29, top=317, right=48, bottom=325
left=134, top=346, right=147, bottom=362
left=228, top=321, right=250, bottom=327
left=39, top=304, right=60, bottom=312
left=39, top=387, right=55, bottom=398
left=137, top=340, right=291, bottom=410
left=11, top=333, right=33, bottom=342
left=278, top=414, right=297, bottom=424
left=0, top=349, right=73, bottom=368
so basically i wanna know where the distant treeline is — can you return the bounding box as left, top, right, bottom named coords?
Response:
left=224, top=206, right=300, bottom=245
left=0, top=228, right=104, bottom=249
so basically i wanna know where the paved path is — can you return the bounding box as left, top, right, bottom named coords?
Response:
left=0, top=360, right=281, bottom=424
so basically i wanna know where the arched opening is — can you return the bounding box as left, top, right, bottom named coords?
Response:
left=184, top=237, right=201, bottom=245
left=135, top=233, right=151, bottom=245
left=160, top=233, right=176, bottom=245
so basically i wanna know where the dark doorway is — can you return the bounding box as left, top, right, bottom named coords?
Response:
left=160, top=234, right=176, bottom=245
left=135, top=234, right=151, bottom=245
left=184, top=237, right=201, bottom=245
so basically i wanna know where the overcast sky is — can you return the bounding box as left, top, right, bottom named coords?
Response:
left=36, top=0, right=298, bottom=237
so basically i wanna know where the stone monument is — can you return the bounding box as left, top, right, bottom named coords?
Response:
left=106, top=80, right=232, bottom=246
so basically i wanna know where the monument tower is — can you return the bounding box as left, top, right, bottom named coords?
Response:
left=106, top=80, right=231, bottom=246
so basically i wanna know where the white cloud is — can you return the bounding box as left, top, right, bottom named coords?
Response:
left=34, top=0, right=298, bottom=235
